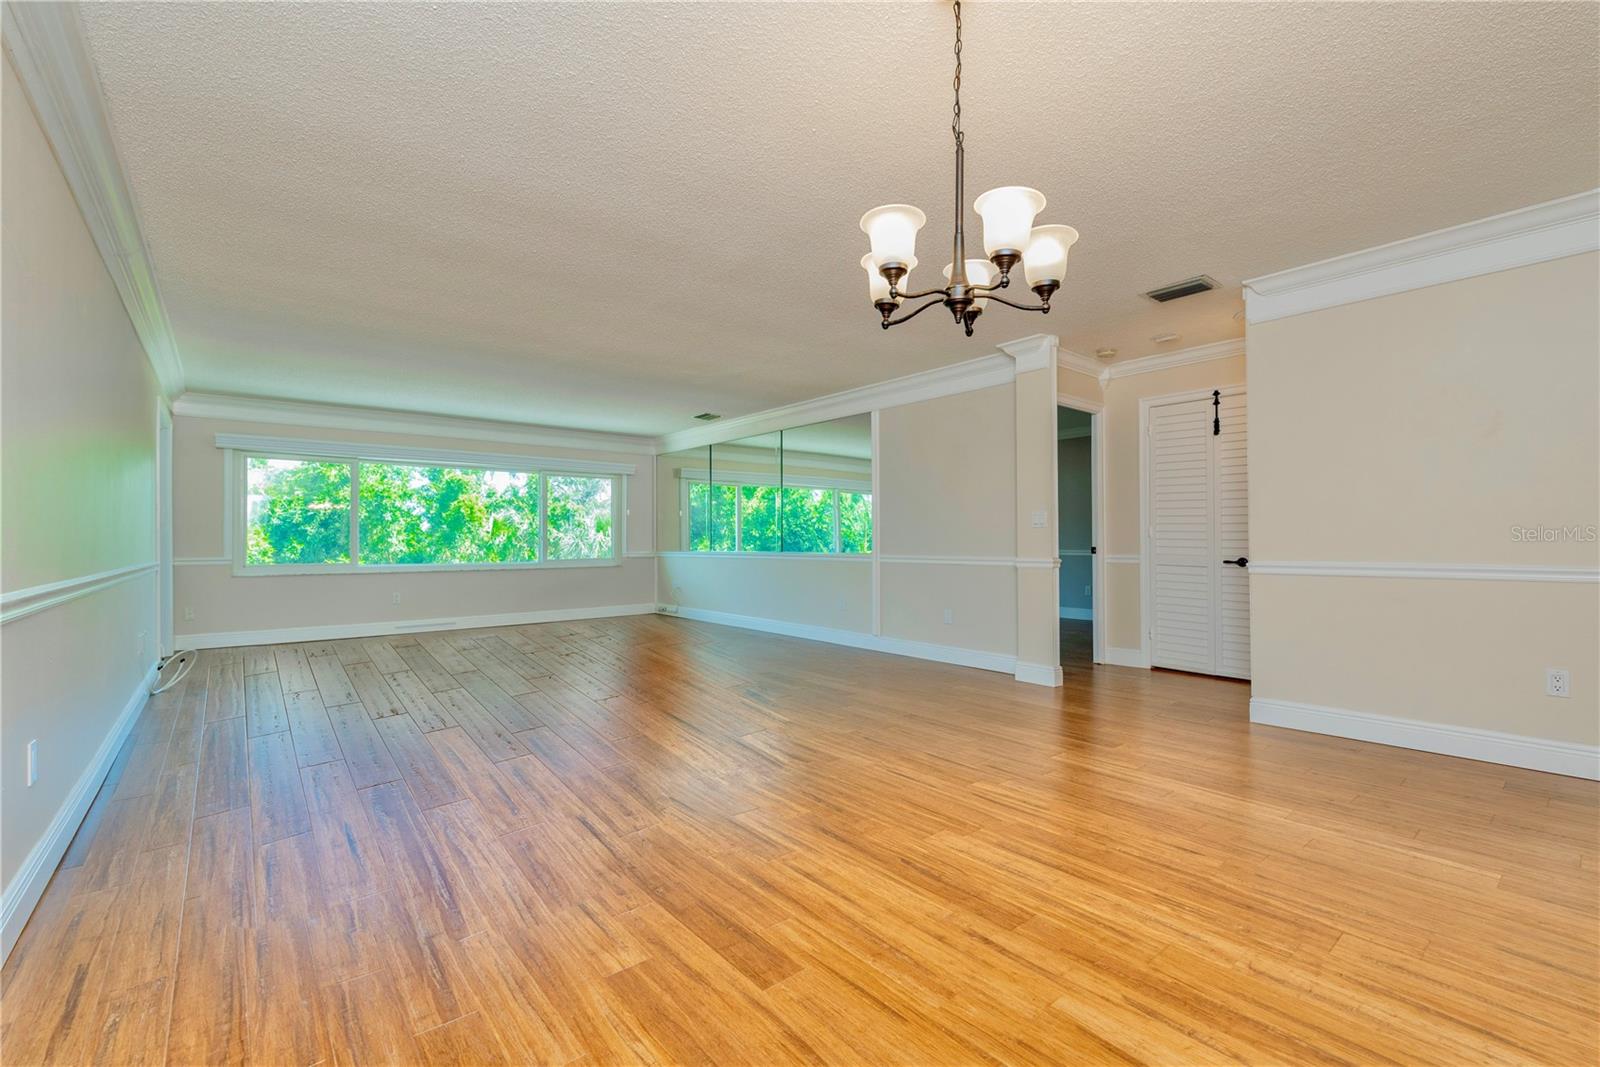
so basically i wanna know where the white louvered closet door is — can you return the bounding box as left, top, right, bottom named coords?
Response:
left=1147, top=388, right=1250, bottom=679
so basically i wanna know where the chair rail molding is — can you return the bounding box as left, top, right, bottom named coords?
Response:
left=0, top=562, right=159, bottom=624
left=1244, top=189, right=1600, bottom=324
left=2, top=2, right=183, bottom=397
left=1248, top=560, right=1600, bottom=583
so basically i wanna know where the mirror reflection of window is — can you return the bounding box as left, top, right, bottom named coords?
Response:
left=657, top=413, right=873, bottom=555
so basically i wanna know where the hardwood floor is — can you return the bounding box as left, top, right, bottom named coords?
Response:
left=3, top=615, right=1596, bottom=1065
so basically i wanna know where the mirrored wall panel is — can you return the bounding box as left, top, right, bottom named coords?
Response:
left=656, top=413, right=873, bottom=554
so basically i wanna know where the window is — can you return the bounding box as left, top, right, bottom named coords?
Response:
left=546, top=475, right=613, bottom=560
left=246, top=457, right=351, bottom=565
left=232, top=443, right=623, bottom=571
left=358, top=463, right=538, bottom=565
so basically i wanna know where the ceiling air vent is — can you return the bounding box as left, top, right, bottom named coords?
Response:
left=692, top=412, right=721, bottom=421
left=1145, top=275, right=1218, bottom=302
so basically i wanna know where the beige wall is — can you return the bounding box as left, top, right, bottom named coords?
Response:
left=1, top=55, right=162, bottom=893
left=659, top=555, right=871, bottom=632
left=171, top=415, right=657, bottom=640
left=1249, top=252, right=1599, bottom=746
left=879, top=381, right=1020, bottom=656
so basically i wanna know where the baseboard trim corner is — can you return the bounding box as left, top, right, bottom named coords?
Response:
left=1014, top=662, right=1064, bottom=687
left=660, top=605, right=1020, bottom=677
left=180, top=603, right=658, bottom=649
left=1102, top=646, right=1150, bottom=669
left=1249, top=697, right=1600, bottom=780
left=1, top=660, right=160, bottom=963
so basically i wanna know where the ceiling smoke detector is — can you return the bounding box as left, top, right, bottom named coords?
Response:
left=1094, top=348, right=1117, bottom=360
left=692, top=412, right=721, bottom=421
left=1145, top=275, right=1218, bottom=302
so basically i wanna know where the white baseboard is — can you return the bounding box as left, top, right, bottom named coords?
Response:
left=2, top=660, right=159, bottom=963
left=1058, top=606, right=1093, bottom=621
left=660, top=604, right=1050, bottom=682
left=1250, top=697, right=1600, bottom=781
left=180, top=603, right=658, bottom=649
left=1101, top=646, right=1150, bottom=668
left=1014, top=662, right=1064, bottom=687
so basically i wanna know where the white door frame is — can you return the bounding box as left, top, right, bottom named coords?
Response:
left=1055, top=395, right=1105, bottom=665
left=1138, top=383, right=1246, bottom=670
left=155, top=399, right=174, bottom=658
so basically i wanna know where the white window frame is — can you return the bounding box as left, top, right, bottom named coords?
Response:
left=223, top=435, right=630, bottom=575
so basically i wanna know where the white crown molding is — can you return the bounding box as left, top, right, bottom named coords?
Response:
left=995, top=333, right=1059, bottom=373
left=1251, top=697, right=1599, bottom=781
left=1100, top=337, right=1247, bottom=382
left=655, top=350, right=1018, bottom=454
left=1056, top=348, right=1106, bottom=380
left=1248, top=560, right=1599, bottom=583
left=174, top=392, right=655, bottom=454
left=1243, top=189, right=1600, bottom=325
left=2, top=3, right=184, bottom=398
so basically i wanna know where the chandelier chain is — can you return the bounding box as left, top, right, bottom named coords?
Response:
left=951, top=0, right=963, bottom=149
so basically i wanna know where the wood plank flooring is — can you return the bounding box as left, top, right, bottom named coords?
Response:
left=2, top=615, right=1596, bottom=1065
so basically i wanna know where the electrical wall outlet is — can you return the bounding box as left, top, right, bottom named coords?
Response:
left=943, top=608, right=954, bottom=625
left=392, top=592, right=403, bottom=605
left=1031, top=510, right=1048, bottom=528
left=183, top=606, right=194, bottom=621
left=1083, top=585, right=1091, bottom=597
left=1546, top=668, right=1571, bottom=698
left=26, top=740, right=38, bottom=787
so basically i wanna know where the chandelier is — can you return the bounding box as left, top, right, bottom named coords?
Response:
left=859, top=0, right=1078, bottom=336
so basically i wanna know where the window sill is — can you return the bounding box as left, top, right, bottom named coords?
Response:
left=656, top=551, right=872, bottom=560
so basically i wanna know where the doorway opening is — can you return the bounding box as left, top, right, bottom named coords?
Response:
left=1055, top=402, right=1102, bottom=670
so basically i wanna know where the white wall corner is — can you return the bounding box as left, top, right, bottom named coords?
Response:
left=1250, top=697, right=1600, bottom=781
left=997, top=333, right=1059, bottom=373
left=1243, top=189, right=1600, bottom=325
left=2, top=2, right=184, bottom=397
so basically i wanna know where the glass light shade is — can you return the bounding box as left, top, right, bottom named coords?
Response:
left=862, top=253, right=916, bottom=304
left=1023, top=224, right=1079, bottom=287
left=973, top=186, right=1045, bottom=256
left=859, top=204, right=927, bottom=268
left=943, top=259, right=995, bottom=311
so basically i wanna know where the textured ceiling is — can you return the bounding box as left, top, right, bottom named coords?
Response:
left=77, top=2, right=1599, bottom=436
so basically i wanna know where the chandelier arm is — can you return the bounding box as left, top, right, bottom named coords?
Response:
left=890, top=285, right=952, bottom=301
left=881, top=296, right=950, bottom=328
left=979, top=292, right=1053, bottom=313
